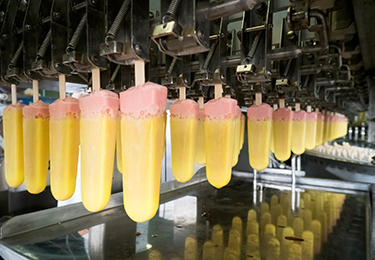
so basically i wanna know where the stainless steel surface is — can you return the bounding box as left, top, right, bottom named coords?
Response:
left=0, top=170, right=371, bottom=259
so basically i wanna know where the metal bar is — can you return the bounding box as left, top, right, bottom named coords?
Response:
left=72, top=1, right=86, bottom=12
left=209, top=0, right=265, bottom=20
left=9, top=41, right=24, bottom=68
left=253, top=169, right=257, bottom=205
left=291, top=154, right=297, bottom=214
left=66, top=13, right=87, bottom=53
left=245, top=24, right=266, bottom=33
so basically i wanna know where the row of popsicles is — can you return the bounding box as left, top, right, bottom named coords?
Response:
left=247, top=95, right=348, bottom=172
left=3, top=83, right=347, bottom=222
left=148, top=190, right=345, bottom=260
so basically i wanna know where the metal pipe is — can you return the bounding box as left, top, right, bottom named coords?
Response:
left=267, top=9, right=328, bottom=60
left=253, top=169, right=257, bottom=205
left=209, top=0, right=266, bottom=20
left=291, top=154, right=297, bottom=216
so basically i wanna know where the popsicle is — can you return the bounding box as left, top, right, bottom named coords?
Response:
left=23, top=80, right=50, bottom=194
left=232, top=106, right=241, bottom=166
left=3, top=85, right=24, bottom=188
left=195, top=97, right=206, bottom=165
left=185, top=237, right=198, bottom=260
left=301, top=231, right=314, bottom=260
left=311, top=220, right=321, bottom=254
left=49, top=81, right=80, bottom=201
left=116, top=118, right=123, bottom=173
left=266, top=238, right=280, bottom=260
left=204, top=85, right=237, bottom=188
left=240, top=113, right=245, bottom=150
left=170, top=87, right=198, bottom=182
left=247, top=93, right=272, bottom=171
left=80, top=83, right=119, bottom=212
left=246, top=234, right=260, bottom=260
left=288, top=243, right=302, bottom=260
left=315, top=109, right=324, bottom=146
left=291, top=103, right=306, bottom=155
left=293, top=217, right=304, bottom=237
left=270, top=104, right=278, bottom=153
left=211, top=224, right=224, bottom=260
left=120, top=81, right=167, bottom=222
left=273, top=98, right=293, bottom=161
left=305, top=106, right=317, bottom=150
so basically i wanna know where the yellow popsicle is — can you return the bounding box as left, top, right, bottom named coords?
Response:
left=291, top=110, right=306, bottom=155
left=240, top=113, right=245, bottom=150
left=120, top=82, right=167, bottom=222
left=3, top=103, right=25, bottom=187
left=232, top=107, right=241, bottom=166
left=185, top=236, right=198, bottom=260
left=80, top=90, right=119, bottom=212
left=23, top=101, right=50, bottom=194
left=195, top=108, right=206, bottom=165
left=315, top=113, right=324, bottom=146
left=49, top=97, right=80, bottom=201
left=116, top=117, right=123, bottom=173
left=273, top=108, right=293, bottom=161
left=305, top=111, right=317, bottom=150
left=170, top=99, right=198, bottom=182
left=247, top=103, right=272, bottom=171
left=204, top=98, right=237, bottom=188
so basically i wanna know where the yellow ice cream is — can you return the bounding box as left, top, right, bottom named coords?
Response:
left=232, top=107, right=241, bottom=166
left=291, top=110, right=306, bottom=155
left=3, top=103, right=25, bottom=188
left=116, top=118, right=123, bottom=173
left=247, top=103, right=272, bottom=171
left=79, top=90, right=119, bottom=212
left=195, top=108, right=206, bottom=165
left=23, top=101, right=50, bottom=194
left=49, top=97, right=80, bottom=201
left=315, top=113, right=324, bottom=146
left=273, top=108, right=293, bottom=161
left=170, top=99, right=198, bottom=182
left=120, top=82, right=167, bottom=222
left=204, top=98, right=237, bottom=189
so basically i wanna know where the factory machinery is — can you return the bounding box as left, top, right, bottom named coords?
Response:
left=0, top=0, right=374, bottom=259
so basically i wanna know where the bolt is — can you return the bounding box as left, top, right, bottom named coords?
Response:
left=220, top=75, right=225, bottom=80
left=91, top=0, right=96, bottom=5
left=184, top=78, right=188, bottom=84
left=2, top=34, right=8, bottom=40
left=54, top=12, right=60, bottom=19
left=55, top=63, right=60, bottom=69
left=25, top=24, right=31, bottom=31
left=287, top=31, right=296, bottom=40
left=134, top=45, right=141, bottom=53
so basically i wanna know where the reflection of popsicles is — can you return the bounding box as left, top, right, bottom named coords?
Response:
left=212, top=224, right=224, bottom=260
left=266, top=238, right=280, bottom=260
left=291, top=103, right=306, bottom=155
left=4, top=84, right=24, bottom=187
left=247, top=93, right=272, bottom=171
left=80, top=88, right=119, bottom=212
left=276, top=215, right=287, bottom=241
left=293, top=217, right=304, bottom=237
left=170, top=90, right=198, bottom=182
left=185, top=237, right=198, bottom=260
left=204, top=96, right=237, bottom=188
left=195, top=97, right=206, bottom=165
left=288, top=243, right=302, bottom=260
left=246, top=234, right=260, bottom=260
left=23, top=80, right=50, bottom=194
left=302, top=231, right=314, bottom=260
left=50, top=95, right=80, bottom=201
left=281, top=227, right=294, bottom=259
left=149, top=250, right=162, bottom=260
left=273, top=99, right=293, bottom=161
left=203, top=241, right=216, bottom=260
left=311, top=220, right=321, bottom=254
left=121, top=82, right=167, bottom=222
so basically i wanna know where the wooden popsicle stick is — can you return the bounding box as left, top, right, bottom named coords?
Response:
left=307, top=105, right=312, bottom=113
left=59, top=74, right=66, bottom=99
left=92, top=67, right=101, bottom=92
left=11, top=84, right=16, bottom=105
left=214, top=83, right=222, bottom=99
left=315, top=108, right=320, bottom=113
left=134, top=59, right=145, bottom=86
left=273, top=104, right=278, bottom=111
left=255, top=93, right=262, bottom=106
left=295, top=103, right=300, bottom=111
left=279, top=98, right=285, bottom=109
left=179, top=86, right=186, bottom=101
left=33, top=80, right=39, bottom=103
left=198, top=96, right=204, bottom=109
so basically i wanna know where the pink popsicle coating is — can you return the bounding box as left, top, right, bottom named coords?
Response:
left=247, top=103, right=273, bottom=121
left=293, top=110, right=306, bottom=121
left=197, top=108, right=205, bottom=121
left=23, top=101, right=49, bottom=118
left=170, top=99, right=198, bottom=118
left=120, top=82, right=167, bottom=119
left=204, top=97, right=238, bottom=120
left=306, top=111, right=317, bottom=121
left=79, top=90, right=119, bottom=117
left=273, top=108, right=293, bottom=121
left=49, top=97, right=80, bottom=120
left=318, top=113, right=324, bottom=121
left=5, top=103, right=25, bottom=112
